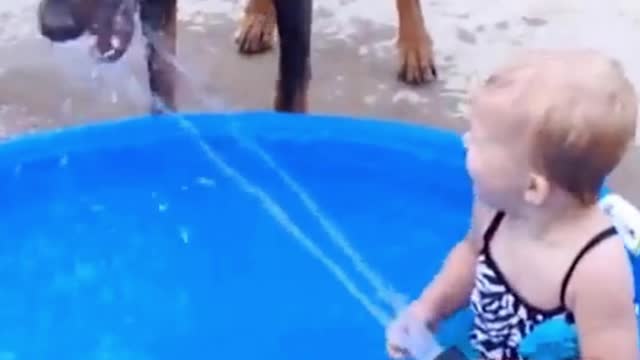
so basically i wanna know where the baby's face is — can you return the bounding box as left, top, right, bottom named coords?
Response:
left=464, top=90, right=532, bottom=209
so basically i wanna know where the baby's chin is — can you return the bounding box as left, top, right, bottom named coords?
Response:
left=473, top=186, right=505, bottom=210
left=472, top=185, right=489, bottom=204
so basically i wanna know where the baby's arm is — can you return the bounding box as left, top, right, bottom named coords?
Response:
left=568, top=235, right=639, bottom=359
left=412, top=199, right=492, bottom=325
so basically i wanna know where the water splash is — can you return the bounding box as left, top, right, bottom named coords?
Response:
left=112, top=30, right=441, bottom=358
left=150, top=27, right=420, bottom=319
left=172, top=109, right=391, bottom=326
left=174, top=110, right=444, bottom=358
left=150, top=85, right=441, bottom=360
left=233, top=134, right=408, bottom=312
left=147, top=35, right=408, bottom=311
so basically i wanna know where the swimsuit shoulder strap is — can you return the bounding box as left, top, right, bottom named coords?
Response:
left=559, top=226, right=618, bottom=307
left=482, top=210, right=506, bottom=250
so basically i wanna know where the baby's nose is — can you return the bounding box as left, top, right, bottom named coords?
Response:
left=38, top=0, right=86, bottom=42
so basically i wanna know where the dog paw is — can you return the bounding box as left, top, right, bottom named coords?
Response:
left=397, top=34, right=437, bottom=85
left=235, top=12, right=276, bottom=54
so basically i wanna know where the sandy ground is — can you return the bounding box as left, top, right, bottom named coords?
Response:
left=0, top=0, right=639, bottom=204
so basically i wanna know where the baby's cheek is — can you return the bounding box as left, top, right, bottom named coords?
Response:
left=465, top=151, right=484, bottom=182
left=469, top=154, right=508, bottom=190
left=464, top=149, right=475, bottom=174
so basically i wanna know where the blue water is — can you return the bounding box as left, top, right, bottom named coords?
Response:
left=0, top=112, right=473, bottom=359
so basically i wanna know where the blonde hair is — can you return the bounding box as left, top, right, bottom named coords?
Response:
left=484, top=49, right=637, bottom=205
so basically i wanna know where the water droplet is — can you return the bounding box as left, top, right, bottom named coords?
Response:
left=196, top=177, right=216, bottom=187
left=111, top=35, right=122, bottom=49
left=59, top=155, right=69, bottom=167
left=179, top=227, right=189, bottom=244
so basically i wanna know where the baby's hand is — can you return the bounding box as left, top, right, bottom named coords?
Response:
left=385, top=302, right=438, bottom=359
left=386, top=311, right=413, bottom=359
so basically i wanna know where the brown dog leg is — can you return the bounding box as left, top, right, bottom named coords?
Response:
left=140, top=0, right=178, bottom=114
left=272, top=0, right=312, bottom=112
left=396, top=0, right=437, bottom=85
left=236, top=0, right=277, bottom=54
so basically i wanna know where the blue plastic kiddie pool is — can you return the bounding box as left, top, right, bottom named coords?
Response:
left=0, top=112, right=638, bottom=360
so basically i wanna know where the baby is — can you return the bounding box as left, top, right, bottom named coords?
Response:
left=386, top=49, right=639, bottom=360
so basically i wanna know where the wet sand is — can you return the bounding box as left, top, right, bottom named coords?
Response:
left=0, top=0, right=639, bottom=204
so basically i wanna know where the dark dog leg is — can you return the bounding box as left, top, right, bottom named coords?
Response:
left=139, top=0, right=178, bottom=114
left=272, top=0, right=312, bottom=113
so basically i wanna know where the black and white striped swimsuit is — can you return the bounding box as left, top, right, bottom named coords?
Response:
left=469, top=211, right=617, bottom=359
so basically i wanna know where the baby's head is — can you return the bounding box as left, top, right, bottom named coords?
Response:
left=465, top=49, right=637, bottom=212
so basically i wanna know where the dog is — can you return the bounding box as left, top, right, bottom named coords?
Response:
left=37, top=0, right=312, bottom=113
left=235, top=0, right=437, bottom=85
left=37, top=0, right=436, bottom=114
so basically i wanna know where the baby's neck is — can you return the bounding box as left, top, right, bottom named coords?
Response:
left=509, top=200, right=597, bottom=241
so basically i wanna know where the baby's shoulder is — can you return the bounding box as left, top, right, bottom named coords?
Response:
left=560, top=208, right=630, bottom=273
left=567, top=228, right=635, bottom=304
left=579, top=230, right=630, bottom=272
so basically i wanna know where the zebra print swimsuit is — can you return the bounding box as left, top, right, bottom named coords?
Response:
left=469, top=211, right=617, bottom=359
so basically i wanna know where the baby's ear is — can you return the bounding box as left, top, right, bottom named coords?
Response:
left=524, top=172, right=549, bottom=206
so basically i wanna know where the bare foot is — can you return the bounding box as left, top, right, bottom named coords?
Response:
left=235, top=7, right=276, bottom=54
left=397, top=30, right=437, bottom=85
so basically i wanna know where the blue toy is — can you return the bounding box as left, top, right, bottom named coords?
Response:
left=518, top=311, right=640, bottom=360
left=518, top=316, right=580, bottom=360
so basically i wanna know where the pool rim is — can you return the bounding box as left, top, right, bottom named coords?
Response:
left=0, top=111, right=463, bottom=164
left=0, top=110, right=611, bottom=195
